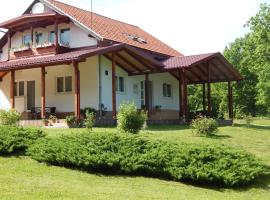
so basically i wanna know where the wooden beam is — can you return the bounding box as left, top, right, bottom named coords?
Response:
left=116, top=53, right=142, bottom=72
left=207, top=63, right=211, bottom=116
left=41, top=66, right=46, bottom=119
left=145, top=73, right=150, bottom=118
left=104, top=54, right=133, bottom=75
left=112, top=53, right=117, bottom=119
left=54, top=19, right=59, bottom=54
left=10, top=70, right=15, bottom=109
left=203, top=83, right=206, bottom=114
left=180, top=69, right=188, bottom=122
left=228, top=81, right=233, bottom=120
left=30, top=26, right=34, bottom=45
left=73, top=61, right=80, bottom=120
left=178, top=70, right=183, bottom=119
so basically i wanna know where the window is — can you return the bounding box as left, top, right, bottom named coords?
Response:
left=60, top=28, right=70, bottom=45
left=49, top=31, right=55, bottom=43
left=56, top=76, right=72, bottom=93
left=14, top=81, right=24, bottom=97
left=115, top=76, right=125, bottom=92
left=35, top=33, right=43, bottom=45
left=23, top=35, right=31, bottom=46
left=163, top=83, right=172, bottom=98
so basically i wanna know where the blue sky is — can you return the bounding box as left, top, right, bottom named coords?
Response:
left=0, top=0, right=269, bottom=55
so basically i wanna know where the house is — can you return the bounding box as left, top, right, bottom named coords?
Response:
left=0, top=0, right=242, bottom=125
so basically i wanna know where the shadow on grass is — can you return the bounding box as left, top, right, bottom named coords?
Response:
left=233, top=123, right=270, bottom=131
left=1, top=150, right=25, bottom=158
left=146, top=124, right=190, bottom=131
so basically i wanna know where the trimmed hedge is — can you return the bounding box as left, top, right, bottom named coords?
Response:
left=0, top=126, right=45, bottom=154
left=27, top=133, right=267, bottom=187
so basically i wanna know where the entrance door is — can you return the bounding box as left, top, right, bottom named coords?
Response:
left=27, top=81, right=35, bottom=111
left=140, top=80, right=153, bottom=109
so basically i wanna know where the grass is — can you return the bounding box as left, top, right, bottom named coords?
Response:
left=0, top=120, right=270, bottom=199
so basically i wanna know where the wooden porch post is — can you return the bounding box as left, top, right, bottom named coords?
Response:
left=73, top=61, right=80, bottom=120
left=111, top=53, right=116, bottom=119
left=30, top=26, right=34, bottom=45
left=41, top=66, right=46, bottom=119
left=180, top=69, right=188, bottom=122
left=54, top=19, right=59, bottom=54
left=207, top=63, right=211, bottom=117
left=228, top=81, right=233, bottom=120
left=178, top=70, right=183, bottom=119
left=145, top=73, right=150, bottom=118
left=7, top=31, right=11, bottom=61
left=10, top=70, right=15, bottom=109
left=202, top=83, right=206, bottom=115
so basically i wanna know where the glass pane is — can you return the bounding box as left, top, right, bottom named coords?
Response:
left=49, top=31, right=55, bottom=43
left=119, top=77, right=124, bottom=92
left=35, top=33, right=43, bottom=45
left=19, top=81, right=24, bottom=96
left=57, top=77, right=64, bottom=93
left=163, top=84, right=167, bottom=97
left=14, top=82, right=18, bottom=97
left=167, top=85, right=172, bottom=97
left=23, top=35, right=31, bottom=45
left=60, top=29, right=70, bottom=45
left=65, top=76, right=72, bottom=92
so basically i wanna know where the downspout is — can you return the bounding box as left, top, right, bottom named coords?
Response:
left=98, top=55, right=102, bottom=118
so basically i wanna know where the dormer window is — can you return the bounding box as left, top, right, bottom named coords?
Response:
left=23, top=35, right=31, bottom=46
left=60, top=28, right=70, bottom=46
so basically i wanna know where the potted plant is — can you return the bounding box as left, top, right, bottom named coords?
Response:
left=42, top=118, right=49, bottom=127
left=49, top=115, right=57, bottom=123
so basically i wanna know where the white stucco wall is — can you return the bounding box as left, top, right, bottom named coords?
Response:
left=0, top=56, right=99, bottom=113
left=100, top=56, right=179, bottom=112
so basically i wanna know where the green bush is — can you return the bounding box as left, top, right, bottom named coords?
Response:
left=243, top=114, right=254, bottom=127
left=65, top=115, right=77, bottom=128
left=84, top=111, right=96, bottom=131
left=191, top=116, right=218, bottom=136
left=80, top=107, right=96, bottom=118
left=0, top=109, right=21, bottom=126
left=117, top=102, right=147, bottom=134
left=27, top=133, right=267, bottom=187
left=0, top=126, right=45, bottom=154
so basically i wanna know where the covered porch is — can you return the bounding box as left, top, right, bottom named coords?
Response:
left=0, top=43, right=242, bottom=125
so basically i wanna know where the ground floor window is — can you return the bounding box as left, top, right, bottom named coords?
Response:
left=163, top=83, right=172, bottom=98
left=115, top=76, right=125, bottom=93
left=56, top=76, right=72, bottom=93
left=14, top=81, right=25, bottom=97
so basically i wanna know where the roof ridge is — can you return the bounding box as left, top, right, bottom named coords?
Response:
left=50, top=0, right=140, bottom=28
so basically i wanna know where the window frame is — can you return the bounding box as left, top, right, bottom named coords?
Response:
left=14, top=81, right=25, bottom=97
left=162, top=83, right=173, bottom=98
left=115, top=76, right=125, bottom=93
left=22, top=35, right=32, bottom=46
left=60, top=28, right=70, bottom=45
left=35, top=32, right=43, bottom=45
left=56, top=75, right=73, bottom=94
left=49, top=31, right=55, bottom=43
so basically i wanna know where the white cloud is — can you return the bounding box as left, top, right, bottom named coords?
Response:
left=0, top=0, right=269, bottom=55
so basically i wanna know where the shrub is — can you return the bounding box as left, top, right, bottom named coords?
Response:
left=0, top=126, right=45, bottom=154
left=117, top=102, right=147, bottom=134
left=84, top=111, right=96, bottom=131
left=191, top=116, right=218, bottom=136
left=27, top=133, right=267, bottom=187
left=243, top=114, right=254, bottom=127
left=0, top=109, right=21, bottom=126
left=49, top=115, right=57, bottom=123
left=65, top=115, right=77, bottom=128
left=80, top=107, right=96, bottom=118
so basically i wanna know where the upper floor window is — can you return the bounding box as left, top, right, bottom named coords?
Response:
left=23, top=35, right=31, bottom=46
left=60, top=28, right=70, bottom=46
left=163, top=83, right=172, bottom=98
left=49, top=31, right=55, bottom=43
left=115, top=76, right=125, bottom=93
left=56, top=76, right=72, bottom=93
left=35, top=32, right=43, bottom=45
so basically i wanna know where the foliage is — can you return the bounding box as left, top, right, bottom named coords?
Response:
left=27, top=132, right=267, bottom=187
left=224, top=3, right=270, bottom=116
left=243, top=114, right=254, bottom=127
left=49, top=115, right=57, bottom=123
left=84, top=111, right=96, bottom=131
left=80, top=107, right=96, bottom=118
left=117, top=102, right=147, bottom=134
left=0, top=109, right=21, bottom=126
left=191, top=116, right=218, bottom=136
left=65, top=115, right=77, bottom=128
left=0, top=126, right=45, bottom=154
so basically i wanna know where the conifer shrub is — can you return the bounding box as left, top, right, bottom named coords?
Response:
left=27, top=133, right=267, bottom=187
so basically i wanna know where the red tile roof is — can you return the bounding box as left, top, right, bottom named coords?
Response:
left=44, top=0, right=182, bottom=57
left=163, top=53, right=217, bottom=69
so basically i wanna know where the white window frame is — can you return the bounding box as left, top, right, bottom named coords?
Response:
left=115, top=76, right=126, bottom=94
left=162, top=83, right=173, bottom=98
left=55, top=75, right=73, bottom=94
left=14, top=81, right=25, bottom=97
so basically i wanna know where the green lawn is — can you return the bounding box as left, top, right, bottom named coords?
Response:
left=0, top=120, right=270, bottom=200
